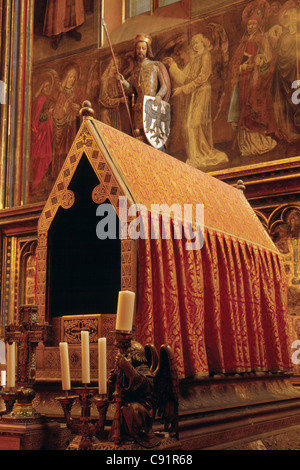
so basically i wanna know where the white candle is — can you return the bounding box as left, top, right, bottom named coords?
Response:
left=98, top=338, right=107, bottom=395
left=59, top=342, right=71, bottom=391
left=6, top=342, right=16, bottom=389
left=81, top=331, right=90, bottom=384
left=1, top=370, right=6, bottom=388
left=115, top=290, right=135, bottom=332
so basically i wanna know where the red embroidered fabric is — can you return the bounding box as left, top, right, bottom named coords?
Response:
left=136, top=214, right=291, bottom=378
left=92, top=120, right=292, bottom=378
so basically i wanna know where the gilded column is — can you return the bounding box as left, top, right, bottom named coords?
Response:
left=0, top=0, right=34, bottom=209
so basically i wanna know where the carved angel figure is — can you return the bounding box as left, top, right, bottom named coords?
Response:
left=108, top=340, right=179, bottom=448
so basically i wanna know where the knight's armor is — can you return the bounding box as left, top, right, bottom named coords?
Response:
left=125, top=58, right=167, bottom=132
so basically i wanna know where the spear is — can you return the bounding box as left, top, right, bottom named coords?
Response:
left=102, top=18, right=136, bottom=138
left=296, top=5, right=299, bottom=84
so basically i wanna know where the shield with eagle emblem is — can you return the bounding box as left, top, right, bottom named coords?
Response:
left=143, top=96, right=171, bottom=149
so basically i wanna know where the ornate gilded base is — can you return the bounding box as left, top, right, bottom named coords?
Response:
left=26, top=373, right=300, bottom=450
left=176, top=374, right=300, bottom=449
left=2, top=386, right=42, bottom=423
left=2, top=406, right=42, bottom=423
left=0, top=421, right=60, bottom=450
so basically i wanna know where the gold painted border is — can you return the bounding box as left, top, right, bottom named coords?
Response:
left=209, top=155, right=300, bottom=180
left=33, top=0, right=102, bottom=66
left=22, top=0, right=34, bottom=207
left=13, top=0, right=26, bottom=207
left=0, top=235, right=8, bottom=338
left=0, top=1, right=13, bottom=209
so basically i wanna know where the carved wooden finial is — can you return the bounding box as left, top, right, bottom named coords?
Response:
left=80, top=100, right=95, bottom=119
left=236, top=179, right=246, bottom=192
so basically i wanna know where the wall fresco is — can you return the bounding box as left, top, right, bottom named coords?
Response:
left=29, top=0, right=300, bottom=203
left=33, top=0, right=98, bottom=65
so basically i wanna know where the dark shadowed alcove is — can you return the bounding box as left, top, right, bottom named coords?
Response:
left=47, top=154, right=121, bottom=318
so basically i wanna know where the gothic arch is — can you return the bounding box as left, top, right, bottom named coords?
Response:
left=19, top=240, right=37, bottom=307
left=268, top=204, right=300, bottom=234
left=36, top=119, right=137, bottom=324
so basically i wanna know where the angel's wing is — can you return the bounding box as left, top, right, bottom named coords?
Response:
left=153, top=344, right=179, bottom=439
left=144, top=343, right=159, bottom=373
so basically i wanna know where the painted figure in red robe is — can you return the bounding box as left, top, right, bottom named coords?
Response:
left=30, top=74, right=54, bottom=189
left=51, top=64, right=84, bottom=178
left=228, top=0, right=277, bottom=156
left=43, top=0, right=85, bottom=50
left=271, top=0, right=300, bottom=142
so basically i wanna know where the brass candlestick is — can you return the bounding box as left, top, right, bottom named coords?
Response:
left=55, top=392, right=79, bottom=431
left=93, top=394, right=109, bottom=438
left=3, top=305, right=51, bottom=423
left=75, top=386, right=96, bottom=450
left=56, top=387, right=109, bottom=450
left=1, top=390, right=17, bottom=414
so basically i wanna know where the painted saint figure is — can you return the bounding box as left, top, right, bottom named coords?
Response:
left=227, top=0, right=277, bottom=157
left=43, top=0, right=85, bottom=50
left=164, top=33, right=228, bottom=170
left=51, top=64, right=84, bottom=177
left=273, top=209, right=300, bottom=286
left=271, top=0, right=300, bottom=142
left=30, top=73, right=54, bottom=189
left=118, top=34, right=171, bottom=144
left=99, top=58, right=124, bottom=131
